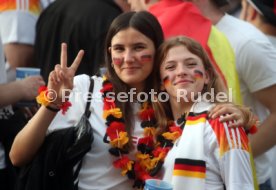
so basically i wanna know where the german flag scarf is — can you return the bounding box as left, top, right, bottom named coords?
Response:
left=171, top=103, right=209, bottom=189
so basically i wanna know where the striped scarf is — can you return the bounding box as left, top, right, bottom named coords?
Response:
left=171, top=103, right=209, bottom=189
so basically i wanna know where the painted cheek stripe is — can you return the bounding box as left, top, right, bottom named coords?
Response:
left=113, top=57, right=123, bottom=65
left=163, top=76, right=171, bottom=87
left=140, top=54, right=152, bottom=64
left=194, top=70, right=204, bottom=80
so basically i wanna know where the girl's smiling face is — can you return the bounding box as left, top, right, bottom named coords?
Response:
left=160, top=45, right=210, bottom=100
left=110, top=27, right=155, bottom=91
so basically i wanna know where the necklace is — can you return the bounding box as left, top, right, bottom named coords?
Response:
left=101, top=77, right=184, bottom=188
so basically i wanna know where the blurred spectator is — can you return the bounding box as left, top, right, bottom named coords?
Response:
left=240, top=0, right=276, bottom=44
left=180, top=0, right=276, bottom=189
left=0, top=0, right=54, bottom=82
left=221, top=0, right=242, bottom=17
left=35, top=0, right=129, bottom=83
left=0, top=37, right=45, bottom=190
left=240, top=0, right=276, bottom=189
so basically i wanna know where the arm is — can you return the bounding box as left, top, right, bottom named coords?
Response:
left=9, top=106, right=58, bottom=166
left=3, top=43, right=35, bottom=68
left=9, top=43, right=84, bottom=166
left=0, top=76, right=45, bottom=108
left=250, top=84, right=276, bottom=157
left=220, top=127, right=254, bottom=190
left=0, top=5, right=39, bottom=68
left=208, top=119, right=254, bottom=189
left=235, top=40, right=276, bottom=157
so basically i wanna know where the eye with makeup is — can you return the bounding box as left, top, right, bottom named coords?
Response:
left=111, top=45, right=124, bottom=53
left=186, top=60, right=197, bottom=68
left=133, top=44, right=146, bottom=51
left=164, top=62, right=176, bottom=70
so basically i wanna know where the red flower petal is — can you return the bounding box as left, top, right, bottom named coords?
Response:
left=60, top=101, right=72, bottom=115
left=249, top=125, right=258, bottom=134
left=139, top=108, right=155, bottom=121
left=113, top=156, right=130, bottom=169
left=38, top=86, right=48, bottom=94
left=138, top=136, right=154, bottom=147
left=169, top=126, right=183, bottom=134
left=107, top=121, right=126, bottom=140
left=103, top=98, right=116, bottom=110
left=152, top=147, right=170, bottom=157
left=101, top=83, right=113, bottom=93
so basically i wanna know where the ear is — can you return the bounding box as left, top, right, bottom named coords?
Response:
left=246, top=3, right=257, bottom=22
left=108, top=47, right=111, bottom=53
left=251, top=9, right=258, bottom=20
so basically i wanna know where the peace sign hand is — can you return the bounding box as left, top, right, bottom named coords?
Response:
left=47, top=43, right=84, bottom=105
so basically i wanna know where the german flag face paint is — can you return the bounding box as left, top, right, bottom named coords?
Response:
left=112, top=57, right=123, bottom=65
left=194, top=70, right=204, bottom=80
left=140, top=54, right=153, bottom=64
left=163, top=76, right=171, bottom=88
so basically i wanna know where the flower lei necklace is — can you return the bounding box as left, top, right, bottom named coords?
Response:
left=101, top=76, right=185, bottom=188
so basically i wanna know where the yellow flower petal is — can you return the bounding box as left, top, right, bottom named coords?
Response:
left=136, top=153, right=150, bottom=160
left=110, top=132, right=129, bottom=148
left=162, top=131, right=181, bottom=141
left=121, top=160, right=134, bottom=176
left=103, top=108, right=122, bottom=119
left=144, top=127, right=156, bottom=136
left=36, top=91, right=50, bottom=106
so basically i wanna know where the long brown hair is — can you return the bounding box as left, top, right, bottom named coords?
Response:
left=152, top=36, right=227, bottom=132
left=104, top=11, right=164, bottom=138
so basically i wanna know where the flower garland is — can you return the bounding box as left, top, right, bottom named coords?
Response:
left=101, top=77, right=183, bottom=188
left=36, top=86, right=72, bottom=114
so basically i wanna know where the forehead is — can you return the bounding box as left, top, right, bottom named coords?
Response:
left=164, top=45, right=200, bottom=61
left=111, top=27, right=153, bottom=45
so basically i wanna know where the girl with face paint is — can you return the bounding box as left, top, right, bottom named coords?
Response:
left=10, top=12, right=256, bottom=190
left=154, top=36, right=255, bottom=190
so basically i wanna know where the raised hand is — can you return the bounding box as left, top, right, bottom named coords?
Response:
left=47, top=43, right=84, bottom=104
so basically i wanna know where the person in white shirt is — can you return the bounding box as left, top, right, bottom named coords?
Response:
left=240, top=0, right=276, bottom=189
left=153, top=35, right=254, bottom=190
left=0, top=0, right=54, bottom=81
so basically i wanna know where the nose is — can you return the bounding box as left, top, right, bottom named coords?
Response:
left=124, top=49, right=135, bottom=63
left=176, top=64, right=188, bottom=77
